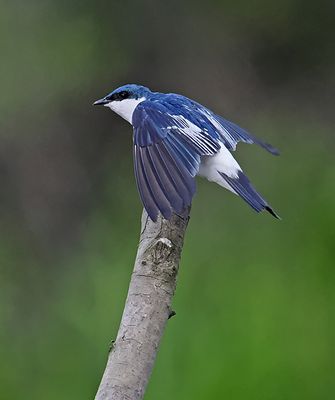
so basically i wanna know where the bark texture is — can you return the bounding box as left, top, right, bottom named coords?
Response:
left=94, top=207, right=191, bottom=400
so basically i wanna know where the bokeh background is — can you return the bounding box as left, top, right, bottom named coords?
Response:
left=1, top=1, right=334, bottom=399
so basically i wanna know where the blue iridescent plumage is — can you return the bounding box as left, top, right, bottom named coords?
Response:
left=132, top=97, right=223, bottom=220
left=94, top=84, right=280, bottom=221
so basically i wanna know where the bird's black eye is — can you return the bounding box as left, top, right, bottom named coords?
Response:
left=118, top=91, right=129, bottom=100
left=105, top=90, right=130, bottom=102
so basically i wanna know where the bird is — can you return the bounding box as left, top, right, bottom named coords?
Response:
left=94, top=84, right=280, bottom=221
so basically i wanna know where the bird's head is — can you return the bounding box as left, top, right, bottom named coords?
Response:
left=93, top=84, right=152, bottom=123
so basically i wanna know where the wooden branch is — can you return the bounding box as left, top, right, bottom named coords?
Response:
left=94, top=207, right=191, bottom=400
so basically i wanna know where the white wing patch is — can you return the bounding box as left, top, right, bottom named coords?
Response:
left=105, top=97, right=146, bottom=124
left=168, top=115, right=218, bottom=155
left=201, top=110, right=236, bottom=149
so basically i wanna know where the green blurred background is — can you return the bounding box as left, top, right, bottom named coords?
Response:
left=1, top=1, right=334, bottom=399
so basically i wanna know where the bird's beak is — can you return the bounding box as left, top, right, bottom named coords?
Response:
left=93, top=98, right=109, bottom=106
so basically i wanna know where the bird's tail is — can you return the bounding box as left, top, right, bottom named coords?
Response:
left=219, top=170, right=280, bottom=219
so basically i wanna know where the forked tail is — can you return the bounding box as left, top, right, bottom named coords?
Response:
left=219, top=170, right=280, bottom=219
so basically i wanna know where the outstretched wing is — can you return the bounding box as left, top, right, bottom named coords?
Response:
left=203, top=111, right=280, bottom=155
left=170, top=96, right=280, bottom=155
left=132, top=99, right=220, bottom=221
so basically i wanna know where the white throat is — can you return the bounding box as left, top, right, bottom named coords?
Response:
left=105, top=97, right=146, bottom=124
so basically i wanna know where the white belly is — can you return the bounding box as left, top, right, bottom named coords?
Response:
left=198, top=144, right=241, bottom=193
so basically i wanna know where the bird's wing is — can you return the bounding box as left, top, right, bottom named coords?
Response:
left=132, top=99, right=221, bottom=221
left=166, top=94, right=279, bottom=155
left=203, top=111, right=280, bottom=155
